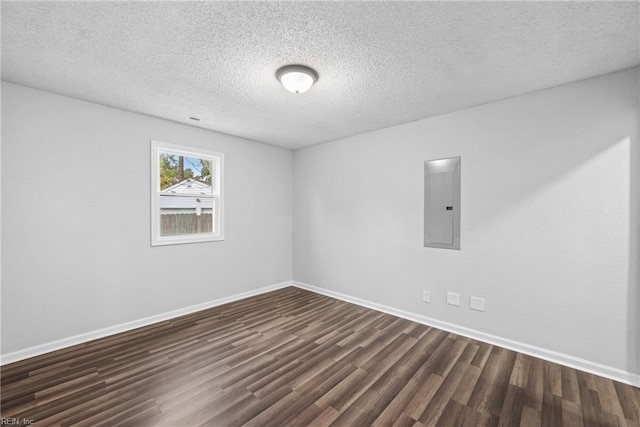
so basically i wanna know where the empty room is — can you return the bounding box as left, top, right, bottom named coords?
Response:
left=1, top=1, right=639, bottom=426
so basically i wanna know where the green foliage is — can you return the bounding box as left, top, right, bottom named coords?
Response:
left=199, top=160, right=211, bottom=182
left=159, top=154, right=212, bottom=190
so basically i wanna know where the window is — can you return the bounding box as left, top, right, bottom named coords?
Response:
left=151, top=140, right=224, bottom=246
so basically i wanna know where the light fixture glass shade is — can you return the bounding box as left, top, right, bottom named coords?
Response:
left=276, top=65, right=318, bottom=94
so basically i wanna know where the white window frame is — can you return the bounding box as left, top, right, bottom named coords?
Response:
left=151, top=140, right=224, bottom=246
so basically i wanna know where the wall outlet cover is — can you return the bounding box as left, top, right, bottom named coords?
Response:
left=446, top=292, right=461, bottom=306
left=470, top=296, right=486, bottom=312
left=422, top=291, right=431, bottom=303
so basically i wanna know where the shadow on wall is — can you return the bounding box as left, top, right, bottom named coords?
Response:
left=471, top=134, right=636, bottom=375
left=629, top=131, right=639, bottom=377
left=468, top=133, right=630, bottom=235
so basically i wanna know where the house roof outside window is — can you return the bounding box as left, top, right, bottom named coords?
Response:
left=160, top=178, right=214, bottom=210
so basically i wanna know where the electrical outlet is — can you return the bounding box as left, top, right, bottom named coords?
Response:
left=446, top=292, right=461, bottom=307
left=470, top=296, right=486, bottom=312
left=422, top=291, right=431, bottom=303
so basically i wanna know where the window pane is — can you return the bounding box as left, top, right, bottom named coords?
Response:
left=159, top=200, right=215, bottom=236
left=159, top=153, right=213, bottom=191
left=158, top=152, right=215, bottom=236
left=152, top=140, right=224, bottom=246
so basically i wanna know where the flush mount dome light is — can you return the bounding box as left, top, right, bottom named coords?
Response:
left=276, top=64, right=318, bottom=94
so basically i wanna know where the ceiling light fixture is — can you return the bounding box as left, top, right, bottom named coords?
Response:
left=276, top=64, right=318, bottom=94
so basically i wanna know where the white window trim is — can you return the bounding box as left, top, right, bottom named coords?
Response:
left=151, top=140, right=224, bottom=246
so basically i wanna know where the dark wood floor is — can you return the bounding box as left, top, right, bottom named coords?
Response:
left=1, top=287, right=639, bottom=426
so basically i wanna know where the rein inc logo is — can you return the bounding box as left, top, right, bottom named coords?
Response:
left=1, top=419, right=33, bottom=425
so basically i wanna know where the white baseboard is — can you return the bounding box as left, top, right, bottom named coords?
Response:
left=0, top=281, right=293, bottom=366
left=292, top=281, right=640, bottom=388
left=3, top=279, right=639, bottom=388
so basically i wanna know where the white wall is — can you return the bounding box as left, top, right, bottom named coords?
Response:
left=293, top=68, right=639, bottom=379
left=1, top=82, right=292, bottom=355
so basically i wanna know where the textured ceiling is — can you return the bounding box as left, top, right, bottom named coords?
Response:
left=2, top=2, right=638, bottom=150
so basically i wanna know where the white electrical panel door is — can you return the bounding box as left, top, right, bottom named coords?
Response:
left=427, top=172, right=454, bottom=244
left=424, top=157, right=460, bottom=250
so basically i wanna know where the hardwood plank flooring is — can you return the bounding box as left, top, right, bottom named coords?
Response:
left=1, top=287, right=639, bottom=426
